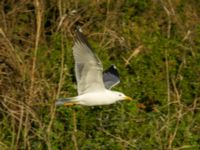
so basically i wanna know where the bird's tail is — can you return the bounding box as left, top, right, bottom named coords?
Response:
left=55, top=97, right=77, bottom=106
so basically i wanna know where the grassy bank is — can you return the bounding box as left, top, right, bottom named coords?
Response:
left=0, top=0, right=200, bottom=149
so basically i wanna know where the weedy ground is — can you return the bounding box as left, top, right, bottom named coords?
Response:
left=0, top=0, right=200, bottom=149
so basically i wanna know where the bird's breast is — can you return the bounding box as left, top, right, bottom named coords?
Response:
left=77, top=91, right=117, bottom=106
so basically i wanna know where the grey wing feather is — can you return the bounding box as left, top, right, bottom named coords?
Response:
left=103, top=65, right=120, bottom=89
left=73, top=30, right=105, bottom=95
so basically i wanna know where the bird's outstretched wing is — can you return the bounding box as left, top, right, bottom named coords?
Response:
left=103, top=65, right=120, bottom=89
left=73, top=29, right=105, bottom=95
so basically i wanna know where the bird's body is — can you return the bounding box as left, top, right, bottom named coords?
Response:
left=56, top=29, right=132, bottom=106
left=58, top=90, right=128, bottom=106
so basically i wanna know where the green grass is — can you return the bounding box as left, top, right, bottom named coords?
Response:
left=0, top=0, right=200, bottom=149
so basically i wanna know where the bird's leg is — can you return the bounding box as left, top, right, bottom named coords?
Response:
left=63, top=102, right=77, bottom=107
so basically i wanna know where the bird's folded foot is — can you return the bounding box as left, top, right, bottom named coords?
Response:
left=63, top=102, right=77, bottom=107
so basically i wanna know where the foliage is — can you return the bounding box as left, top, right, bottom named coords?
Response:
left=0, top=0, right=200, bottom=149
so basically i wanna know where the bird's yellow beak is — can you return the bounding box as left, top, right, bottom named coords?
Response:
left=124, top=96, right=133, bottom=101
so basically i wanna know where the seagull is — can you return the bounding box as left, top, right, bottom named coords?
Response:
left=56, top=29, right=133, bottom=106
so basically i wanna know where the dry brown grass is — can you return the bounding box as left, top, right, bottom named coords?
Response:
left=0, top=0, right=200, bottom=149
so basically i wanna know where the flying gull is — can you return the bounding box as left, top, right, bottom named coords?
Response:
left=56, top=29, right=132, bottom=106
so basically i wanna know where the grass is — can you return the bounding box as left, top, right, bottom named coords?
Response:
left=0, top=0, right=200, bottom=149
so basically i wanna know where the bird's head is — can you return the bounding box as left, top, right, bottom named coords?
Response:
left=112, top=91, right=133, bottom=101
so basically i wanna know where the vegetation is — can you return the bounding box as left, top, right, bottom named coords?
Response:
left=0, top=0, right=200, bottom=149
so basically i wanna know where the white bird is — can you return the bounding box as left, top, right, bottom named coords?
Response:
left=56, top=29, right=132, bottom=106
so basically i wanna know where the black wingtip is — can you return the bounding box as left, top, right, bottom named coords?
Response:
left=74, top=27, right=93, bottom=50
left=106, top=65, right=119, bottom=77
left=75, top=26, right=83, bottom=33
left=74, top=28, right=84, bottom=41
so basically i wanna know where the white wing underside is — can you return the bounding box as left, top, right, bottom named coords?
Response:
left=73, top=30, right=105, bottom=95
